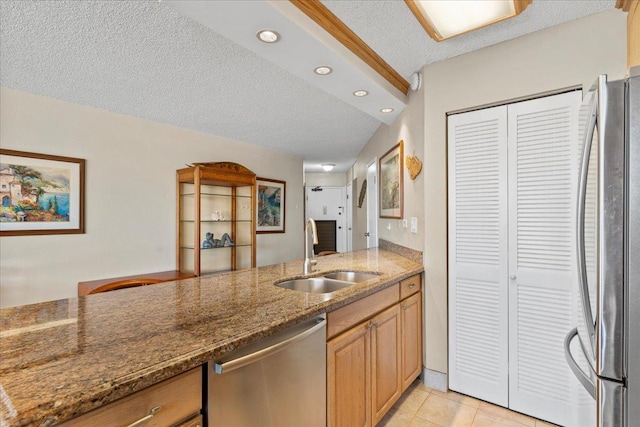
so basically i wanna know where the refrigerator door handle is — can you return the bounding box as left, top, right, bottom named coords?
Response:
left=576, top=91, right=598, bottom=354
left=565, top=328, right=596, bottom=399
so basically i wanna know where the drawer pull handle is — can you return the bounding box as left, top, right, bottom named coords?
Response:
left=402, top=303, right=408, bottom=310
left=409, top=284, right=416, bottom=288
left=126, top=406, right=161, bottom=427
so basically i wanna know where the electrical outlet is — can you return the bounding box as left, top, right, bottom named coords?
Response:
left=402, top=219, right=408, bottom=228
left=410, top=217, right=418, bottom=234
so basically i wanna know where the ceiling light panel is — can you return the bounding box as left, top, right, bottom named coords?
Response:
left=163, top=0, right=407, bottom=125
left=407, top=0, right=530, bottom=41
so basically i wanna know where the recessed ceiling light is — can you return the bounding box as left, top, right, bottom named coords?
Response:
left=322, top=164, right=336, bottom=171
left=314, top=66, right=333, bottom=75
left=380, top=108, right=394, bottom=113
left=353, top=90, right=369, bottom=97
left=256, top=29, right=280, bottom=43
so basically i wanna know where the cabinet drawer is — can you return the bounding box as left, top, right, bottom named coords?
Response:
left=327, top=284, right=399, bottom=339
left=60, top=367, right=202, bottom=427
left=400, top=274, right=421, bottom=300
left=176, top=414, right=203, bottom=427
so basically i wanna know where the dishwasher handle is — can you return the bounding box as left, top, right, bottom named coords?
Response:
left=214, top=316, right=326, bottom=375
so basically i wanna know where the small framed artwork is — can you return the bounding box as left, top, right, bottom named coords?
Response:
left=256, top=177, right=285, bottom=233
left=0, top=149, right=85, bottom=236
left=379, top=140, right=404, bottom=219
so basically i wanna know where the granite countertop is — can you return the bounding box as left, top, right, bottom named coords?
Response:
left=0, top=248, right=423, bottom=427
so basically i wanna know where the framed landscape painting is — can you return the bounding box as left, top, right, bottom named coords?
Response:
left=256, top=177, right=285, bottom=233
left=0, top=149, right=85, bottom=236
left=379, top=140, right=404, bottom=219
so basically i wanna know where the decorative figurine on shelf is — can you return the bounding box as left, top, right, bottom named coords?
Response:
left=202, top=232, right=234, bottom=248
left=211, top=211, right=225, bottom=221
left=221, top=232, right=234, bottom=247
left=202, top=232, right=220, bottom=248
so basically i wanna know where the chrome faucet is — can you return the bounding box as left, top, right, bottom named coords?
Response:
left=303, top=218, right=319, bottom=276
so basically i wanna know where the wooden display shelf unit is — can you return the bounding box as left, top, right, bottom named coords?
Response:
left=177, top=162, right=256, bottom=276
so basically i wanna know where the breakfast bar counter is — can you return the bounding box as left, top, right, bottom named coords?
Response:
left=0, top=248, right=423, bottom=427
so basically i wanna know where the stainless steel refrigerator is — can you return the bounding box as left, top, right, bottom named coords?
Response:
left=565, top=74, right=639, bottom=426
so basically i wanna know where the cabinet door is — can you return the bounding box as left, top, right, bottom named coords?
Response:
left=327, top=322, right=371, bottom=427
left=507, top=91, right=581, bottom=425
left=448, top=105, right=510, bottom=407
left=401, top=292, right=422, bottom=391
left=370, top=304, right=402, bottom=426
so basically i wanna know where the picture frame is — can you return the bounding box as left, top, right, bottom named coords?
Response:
left=0, top=149, right=85, bottom=236
left=379, top=140, right=404, bottom=219
left=256, top=177, right=285, bottom=233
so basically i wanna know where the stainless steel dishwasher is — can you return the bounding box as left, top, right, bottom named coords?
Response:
left=208, top=314, right=327, bottom=427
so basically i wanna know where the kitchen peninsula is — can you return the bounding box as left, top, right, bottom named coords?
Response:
left=0, top=248, right=423, bottom=427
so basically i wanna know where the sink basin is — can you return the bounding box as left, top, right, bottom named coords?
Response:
left=275, top=278, right=354, bottom=294
left=322, top=271, right=380, bottom=283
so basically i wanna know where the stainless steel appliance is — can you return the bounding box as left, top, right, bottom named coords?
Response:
left=565, top=74, right=639, bottom=426
left=208, top=315, right=327, bottom=427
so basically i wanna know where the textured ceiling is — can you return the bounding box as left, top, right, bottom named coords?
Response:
left=0, top=0, right=617, bottom=173
left=321, top=0, right=616, bottom=78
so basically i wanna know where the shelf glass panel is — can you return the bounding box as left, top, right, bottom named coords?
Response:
left=177, top=220, right=253, bottom=223
left=179, top=243, right=253, bottom=250
left=180, top=192, right=253, bottom=199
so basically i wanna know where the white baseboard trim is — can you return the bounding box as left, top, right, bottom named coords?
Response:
left=422, top=368, right=447, bottom=392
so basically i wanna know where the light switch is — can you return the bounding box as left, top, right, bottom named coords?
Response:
left=410, top=217, right=418, bottom=234
left=386, top=223, right=391, bottom=230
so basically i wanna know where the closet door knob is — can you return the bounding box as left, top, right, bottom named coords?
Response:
left=510, top=275, right=517, bottom=280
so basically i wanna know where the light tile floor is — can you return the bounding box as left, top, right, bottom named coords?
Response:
left=377, top=379, right=560, bottom=427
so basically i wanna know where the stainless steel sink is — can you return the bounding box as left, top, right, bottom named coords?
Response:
left=275, top=277, right=354, bottom=294
left=322, top=271, right=380, bottom=283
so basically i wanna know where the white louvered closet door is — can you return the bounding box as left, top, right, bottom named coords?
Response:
left=507, top=91, right=581, bottom=426
left=448, top=106, right=509, bottom=407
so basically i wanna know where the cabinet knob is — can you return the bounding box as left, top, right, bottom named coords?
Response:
left=402, top=303, right=408, bottom=310
left=510, top=274, right=516, bottom=280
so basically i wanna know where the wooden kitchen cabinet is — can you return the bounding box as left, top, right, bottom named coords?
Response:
left=327, top=321, right=371, bottom=427
left=177, top=162, right=256, bottom=276
left=401, top=291, right=422, bottom=390
left=370, top=304, right=402, bottom=426
left=59, top=367, right=202, bottom=427
left=328, top=307, right=400, bottom=427
left=327, top=274, right=422, bottom=427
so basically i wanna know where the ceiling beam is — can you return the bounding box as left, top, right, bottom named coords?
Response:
left=616, top=0, right=635, bottom=12
left=289, top=0, right=410, bottom=95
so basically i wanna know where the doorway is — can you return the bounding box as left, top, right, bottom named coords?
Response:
left=305, top=186, right=346, bottom=253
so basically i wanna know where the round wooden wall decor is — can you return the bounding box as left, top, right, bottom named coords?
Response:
left=358, top=179, right=367, bottom=208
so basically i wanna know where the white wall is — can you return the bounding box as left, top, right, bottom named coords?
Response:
left=304, top=172, right=347, bottom=187
left=0, top=88, right=304, bottom=308
left=422, top=10, right=627, bottom=375
left=352, top=81, right=425, bottom=252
